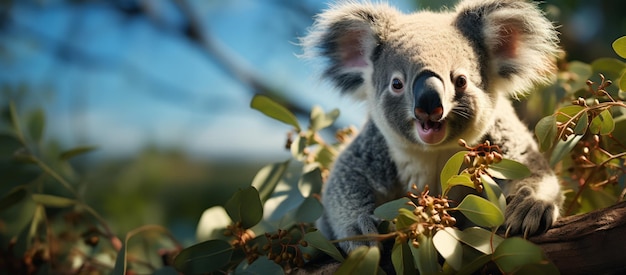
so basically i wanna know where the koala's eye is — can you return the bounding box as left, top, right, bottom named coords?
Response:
left=391, top=78, right=404, bottom=93
left=455, top=75, right=468, bottom=91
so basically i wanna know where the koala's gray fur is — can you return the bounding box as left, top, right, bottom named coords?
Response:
left=302, top=0, right=563, bottom=254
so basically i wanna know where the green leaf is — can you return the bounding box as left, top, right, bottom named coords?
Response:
left=294, top=196, right=323, bottom=223
left=31, top=194, right=75, bottom=208
left=250, top=95, right=301, bottom=131
left=591, top=58, right=626, bottom=82
left=303, top=230, right=344, bottom=262
left=27, top=109, right=45, bottom=143
left=396, top=208, right=419, bottom=231
left=173, top=239, right=233, bottom=274
left=458, top=227, right=503, bottom=254
left=445, top=174, right=476, bottom=195
left=310, top=106, right=340, bottom=131
left=224, top=186, right=263, bottom=229
left=373, top=197, right=411, bottom=220
left=456, top=254, right=491, bottom=275
left=411, top=234, right=441, bottom=274
left=440, top=151, right=468, bottom=190
left=549, top=134, right=583, bottom=166
left=589, top=109, right=614, bottom=135
left=336, top=246, right=380, bottom=275
left=9, top=102, right=23, bottom=140
left=152, top=266, right=179, bottom=275
left=433, top=228, right=463, bottom=271
left=235, top=256, right=285, bottom=275
left=59, top=146, right=97, bottom=161
left=391, top=241, right=416, bottom=275
left=534, top=116, right=557, bottom=151
left=0, top=186, right=27, bottom=211
left=620, top=71, right=626, bottom=92
left=455, top=195, right=504, bottom=228
left=298, top=166, right=323, bottom=197
left=555, top=105, right=585, bottom=123
left=195, top=206, right=233, bottom=242
left=492, top=237, right=545, bottom=274
left=613, top=36, right=626, bottom=59
left=0, top=133, right=22, bottom=156
left=112, top=242, right=126, bottom=275
left=480, top=174, right=506, bottom=214
left=486, top=159, right=531, bottom=180
left=573, top=111, right=588, bottom=135
left=514, top=262, right=560, bottom=275
left=251, top=160, right=290, bottom=203
left=290, top=135, right=307, bottom=160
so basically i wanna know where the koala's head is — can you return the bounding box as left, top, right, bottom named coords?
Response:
left=302, top=0, right=559, bottom=149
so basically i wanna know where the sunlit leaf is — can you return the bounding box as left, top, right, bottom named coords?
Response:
left=310, top=106, right=340, bottom=131
left=252, top=160, right=290, bottom=203
left=250, top=95, right=301, bottom=131
left=411, top=234, right=441, bottom=274
left=224, top=186, right=263, bottom=229
left=31, top=194, right=75, bottom=208
left=290, top=135, right=307, bottom=160
left=392, top=241, right=416, bottom=274
left=459, top=227, right=503, bottom=254
left=0, top=186, right=27, bottom=211
left=445, top=174, right=476, bottom=195
left=396, top=208, right=419, bottom=231
left=27, top=109, right=45, bottom=144
left=486, top=159, right=530, bottom=180
left=612, top=36, right=626, bottom=59
left=480, top=174, right=506, bottom=213
left=456, top=254, right=491, bottom=275
left=373, top=197, right=411, bottom=220
left=440, top=151, right=468, bottom=190
left=549, top=134, right=583, bottom=166
left=195, top=206, right=232, bottom=242
left=433, top=228, right=463, bottom=271
left=173, top=239, right=233, bottom=274
left=235, top=256, right=284, bottom=275
left=589, top=109, right=614, bottom=135
left=336, top=246, right=380, bottom=275
left=455, top=195, right=504, bottom=228
left=59, top=146, right=97, bottom=161
left=298, top=166, right=323, bottom=197
left=492, top=237, right=545, bottom=273
left=303, top=230, right=344, bottom=262
left=294, top=196, right=323, bottom=223
left=534, top=116, right=556, bottom=151
left=555, top=105, right=585, bottom=123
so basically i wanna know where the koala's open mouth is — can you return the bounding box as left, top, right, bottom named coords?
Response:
left=417, top=119, right=447, bottom=145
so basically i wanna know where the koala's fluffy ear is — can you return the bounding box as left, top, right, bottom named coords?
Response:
left=301, top=3, right=397, bottom=100
left=455, top=0, right=560, bottom=96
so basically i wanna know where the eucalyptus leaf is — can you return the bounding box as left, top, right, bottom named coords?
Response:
left=486, top=159, right=530, bottom=180
left=613, top=36, right=626, bottom=59
left=455, top=195, right=504, bottom=228
left=303, top=230, right=344, bottom=262
left=250, top=95, right=301, bottom=131
left=31, top=194, right=75, bottom=208
left=411, top=234, right=441, bottom=274
left=440, top=151, right=468, bottom=190
left=224, top=186, right=263, bottom=229
left=112, top=242, right=127, bottom=275
left=391, top=241, right=416, bottom=275
left=235, top=256, right=284, bottom=275
left=298, top=167, right=323, bottom=197
left=433, top=228, right=463, bottom=271
left=0, top=133, right=22, bottom=156
left=549, top=134, right=583, bottom=166
left=555, top=105, right=585, bottom=123
left=480, top=174, right=506, bottom=214
left=396, top=208, right=419, bottom=231
left=336, top=246, right=380, bottom=275
left=589, top=109, right=614, bottom=135
left=195, top=206, right=233, bottom=242
left=0, top=186, right=27, bottom=211
left=173, top=239, right=233, bottom=274
left=534, top=116, right=556, bottom=151
left=445, top=174, right=475, bottom=195
left=290, top=135, right=307, bottom=160
left=373, top=197, right=411, bottom=220
left=492, top=237, right=544, bottom=274
left=573, top=111, right=588, bottom=135
left=294, top=196, right=323, bottom=223
left=591, top=58, right=626, bottom=82
left=59, top=146, right=97, bottom=161
left=27, top=109, right=45, bottom=144
left=251, top=160, right=290, bottom=203
left=459, top=227, right=503, bottom=254
left=310, top=106, right=340, bottom=131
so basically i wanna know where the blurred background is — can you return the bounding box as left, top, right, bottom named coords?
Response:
left=1, top=0, right=624, bottom=245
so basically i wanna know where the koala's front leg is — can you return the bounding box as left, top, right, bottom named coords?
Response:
left=489, top=114, right=563, bottom=237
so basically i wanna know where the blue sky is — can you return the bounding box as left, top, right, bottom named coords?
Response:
left=1, top=0, right=421, bottom=160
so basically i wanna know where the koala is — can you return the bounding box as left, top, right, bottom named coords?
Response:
left=302, top=0, right=563, bottom=254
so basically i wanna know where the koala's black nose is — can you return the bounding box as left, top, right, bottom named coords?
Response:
left=413, top=73, right=444, bottom=122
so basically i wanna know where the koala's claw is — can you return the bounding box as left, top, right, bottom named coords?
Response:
left=504, top=186, right=557, bottom=238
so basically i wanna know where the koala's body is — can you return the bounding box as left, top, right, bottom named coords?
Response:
left=302, top=0, right=564, bottom=254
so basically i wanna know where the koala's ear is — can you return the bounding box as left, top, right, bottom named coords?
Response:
left=455, top=0, right=560, bottom=96
left=301, top=3, right=397, bottom=99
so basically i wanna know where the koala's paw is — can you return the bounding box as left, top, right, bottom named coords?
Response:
left=337, top=214, right=381, bottom=254
left=504, top=186, right=558, bottom=238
